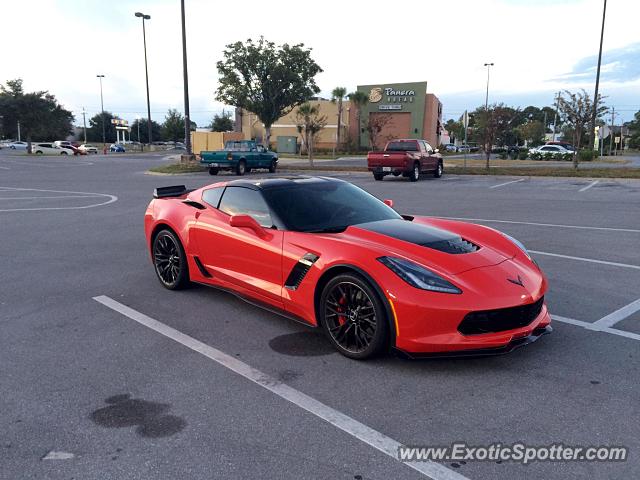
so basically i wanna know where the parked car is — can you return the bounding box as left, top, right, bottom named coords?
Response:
left=545, top=141, right=575, bottom=152
left=444, top=144, right=458, bottom=152
left=8, top=141, right=28, bottom=150
left=367, top=139, right=443, bottom=182
left=78, top=144, right=98, bottom=154
left=54, top=141, right=83, bottom=155
left=529, top=145, right=573, bottom=157
left=30, top=143, right=75, bottom=155
left=110, top=143, right=126, bottom=153
left=200, top=140, right=278, bottom=176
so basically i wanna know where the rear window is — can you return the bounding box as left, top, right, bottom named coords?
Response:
left=224, top=141, right=251, bottom=152
left=386, top=141, right=418, bottom=152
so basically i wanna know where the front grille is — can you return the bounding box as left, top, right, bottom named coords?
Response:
left=425, top=238, right=479, bottom=254
left=458, top=297, right=545, bottom=335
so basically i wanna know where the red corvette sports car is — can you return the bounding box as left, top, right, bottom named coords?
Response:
left=144, top=176, right=551, bottom=359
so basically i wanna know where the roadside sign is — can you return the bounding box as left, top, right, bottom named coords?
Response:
left=462, top=110, right=469, bottom=129
left=615, top=137, right=620, bottom=144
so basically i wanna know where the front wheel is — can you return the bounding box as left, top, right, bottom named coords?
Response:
left=409, top=162, right=420, bottom=182
left=236, top=160, right=246, bottom=176
left=434, top=162, right=443, bottom=178
left=373, top=173, right=384, bottom=181
left=208, top=167, right=219, bottom=176
left=152, top=229, right=190, bottom=290
left=319, top=273, right=389, bottom=360
left=269, top=160, right=277, bottom=173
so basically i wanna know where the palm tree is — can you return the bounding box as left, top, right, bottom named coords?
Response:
left=294, top=103, right=327, bottom=167
left=331, top=87, right=347, bottom=156
left=348, top=90, right=369, bottom=150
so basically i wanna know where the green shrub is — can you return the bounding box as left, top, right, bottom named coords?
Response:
left=579, top=149, right=595, bottom=162
left=561, top=153, right=573, bottom=162
left=542, top=152, right=555, bottom=161
left=499, top=152, right=508, bottom=160
left=518, top=151, right=528, bottom=160
left=530, top=152, right=542, bottom=160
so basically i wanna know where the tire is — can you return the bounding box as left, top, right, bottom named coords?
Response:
left=61, top=151, right=68, bottom=155
left=434, top=161, right=443, bottom=178
left=269, top=160, right=277, bottom=173
left=409, top=162, right=420, bottom=182
left=373, top=173, right=384, bottom=181
left=319, top=273, right=389, bottom=360
left=236, top=160, right=246, bottom=176
left=208, top=167, right=219, bottom=176
left=152, top=229, right=190, bottom=290
left=36, top=151, right=43, bottom=155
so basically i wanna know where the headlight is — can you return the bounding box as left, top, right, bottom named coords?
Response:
left=501, top=233, right=531, bottom=259
left=378, top=256, right=462, bottom=294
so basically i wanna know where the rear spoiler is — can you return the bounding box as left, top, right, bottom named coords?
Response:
left=153, top=185, right=192, bottom=199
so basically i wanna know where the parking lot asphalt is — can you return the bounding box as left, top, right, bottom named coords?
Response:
left=1, top=151, right=639, bottom=480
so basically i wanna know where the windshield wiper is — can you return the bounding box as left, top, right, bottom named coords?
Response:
left=304, top=225, right=349, bottom=233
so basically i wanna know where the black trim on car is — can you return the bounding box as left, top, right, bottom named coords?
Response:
left=284, top=253, right=320, bottom=290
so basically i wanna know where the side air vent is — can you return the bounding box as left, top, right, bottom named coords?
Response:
left=284, top=253, right=319, bottom=290
left=424, top=238, right=479, bottom=254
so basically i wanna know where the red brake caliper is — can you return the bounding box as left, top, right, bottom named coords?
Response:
left=337, top=295, right=347, bottom=325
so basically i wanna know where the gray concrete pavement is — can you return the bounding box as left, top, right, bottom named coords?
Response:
left=1, top=151, right=639, bottom=480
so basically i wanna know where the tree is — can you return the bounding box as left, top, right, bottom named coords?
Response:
left=558, top=89, right=607, bottom=168
left=624, top=110, right=640, bottom=149
left=516, top=120, right=545, bottom=147
left=475, top=103, right=520, bottom=169
left=294, top=103, right=327, bottom=167
left=347, top=90, right=368, bottom=149
left=444, top=118, right=463, bottom=144
left=87, top=111, right=118, bottom=143
left=215, top=36, right=322, bottom=147
left=0, top=79, right=74, bottom=147
left=366, top=114, right=392, bottom=151
left=331, top=87, right=347, bottom=155
left=210, top=110, right=234, bottom=132
left=162, top=109, right=185, bottom=142
left=130, top=118, right=162, bottom=144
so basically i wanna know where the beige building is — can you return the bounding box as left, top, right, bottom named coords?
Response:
left=235, top=98, right=350, bottom=151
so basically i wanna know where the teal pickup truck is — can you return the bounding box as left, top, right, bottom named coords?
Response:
left=200, top=140, right=278, bottom=176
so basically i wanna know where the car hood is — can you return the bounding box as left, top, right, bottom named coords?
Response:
left=340, top=218, right=510, bottom=275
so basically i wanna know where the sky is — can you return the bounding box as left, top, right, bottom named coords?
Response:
left=1, top=0, right=639, bottom=127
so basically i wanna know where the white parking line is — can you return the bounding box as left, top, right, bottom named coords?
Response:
left=592, top=298, right=640, bottom=329
left=552, top=315, right=640, bottom=342
left=489, top=178, right=525, bottom=189
left=0, top=187, right=117, bottom=212
left=0, top=166, right=9, bottom=170
left=0, top=195, right=105, bottom=200
left=436, top=216, right=640, bottom=233
left=529, top=250, right=640, bottom=271
left=578, top=180, right=599, bottom=192
left=93, top=295, right=468, bottom=480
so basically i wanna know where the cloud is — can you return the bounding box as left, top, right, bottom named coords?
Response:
left=554, top=43, right=640, bottom=84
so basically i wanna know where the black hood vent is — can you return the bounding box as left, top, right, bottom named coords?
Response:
left=356, top=219, right=479, bottom=255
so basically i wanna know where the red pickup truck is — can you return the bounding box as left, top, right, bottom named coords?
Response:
left=367, top=139, right=443, bottom=182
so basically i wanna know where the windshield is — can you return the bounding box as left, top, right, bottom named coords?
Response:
left=262, top=181, right=402, bottom=232
left=386, top=141, right=418, bottom=152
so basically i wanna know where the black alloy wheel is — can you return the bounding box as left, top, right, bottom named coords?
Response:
left=320, top=274, right=389, bottom=359
left=152, top=229, right=189, bottom=290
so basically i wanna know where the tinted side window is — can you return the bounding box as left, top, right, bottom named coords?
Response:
left=202, top=187, right=224, bottom=208
left=424, top=142, right=433, bottom=152
left=219, top=187, right=273, bottom=227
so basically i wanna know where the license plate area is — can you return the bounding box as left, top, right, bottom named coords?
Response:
left=382, top=166, right=391, bottom=172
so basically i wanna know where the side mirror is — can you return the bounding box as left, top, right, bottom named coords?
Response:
left=229, top=214, right=271, bottom=239
left=383, top=199, right=394, bottom=208
left=434, top=149, right=440, bottom=154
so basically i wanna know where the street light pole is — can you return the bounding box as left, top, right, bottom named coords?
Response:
left=180, top=0, right=193, bottom=158
left=82, top=107, right=87, bottom=144
left=135, top=12, right=153, bottom=147
left=96, top=74, right=105, bottom=145
left=590, top=0, right=607, bottom=151
left=483, top=62, right=494, bottom=159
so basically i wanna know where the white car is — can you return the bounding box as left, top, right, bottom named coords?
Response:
left=78, top=144, right=99, bottom=154
left=30, top=143, right=75, bottom=155
left=529, top=145, right=573, bottom=156
left=8, top=141, right=28, bottom=150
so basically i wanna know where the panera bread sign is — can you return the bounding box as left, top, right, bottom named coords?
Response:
left=369, top=86, right=416, bottom=107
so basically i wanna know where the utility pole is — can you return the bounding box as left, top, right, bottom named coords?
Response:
left=608, top=107, right=614, bottom=156
left=82, top=108, right=87, bottom=144
left=97, top=75, right=106, bottom=145
left=543, top=110, right=547, bottom=143
left=483, top=62, right=494, bottom=162
left=551, top=91, right=561, bottom=142
left=180, top=0, right=194, bottom=159
left=17, top=120, right=21, bottom=142
left=589, top=0, right=607, bottom=150
left=135, top=12, right=153, bottom=147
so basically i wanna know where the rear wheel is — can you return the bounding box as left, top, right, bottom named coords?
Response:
left=373, top=173, right=384, bottom=181
left=269, top=160, right=277, bottom=173
left=434, top=161, right=443, bottom=178
left=152, top=229, right=190, bottom=290
left=236, top=160, right=246, bottom=176
left=36, top=151, right=43, bottom=155
left=60, top=151, right=68, bottom=155
left=409, top=162, right=420, bottom=182
left=319, top=273, right=389, bottom=359
left=208, top=167, right=219, bottom=175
